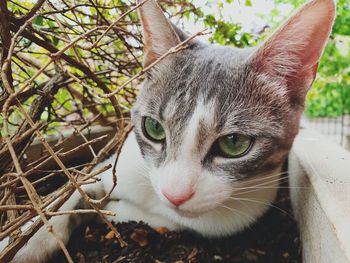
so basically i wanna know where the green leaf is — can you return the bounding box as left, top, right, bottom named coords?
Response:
left=33, top=16, right=43, bottom=26
left=204, top=14, right=216, bottom=27
left=245, top=0, right=252, bottom=7
left=52, top=36, right=60, bottom=46
left=47, top=20, right=55, bottom=28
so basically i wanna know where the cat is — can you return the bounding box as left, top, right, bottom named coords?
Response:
left=5, top=0, right=335, bottom=262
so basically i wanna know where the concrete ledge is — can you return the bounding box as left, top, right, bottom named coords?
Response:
left=289, top=129, right=350, bottom=263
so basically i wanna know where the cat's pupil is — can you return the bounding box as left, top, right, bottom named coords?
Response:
left=154, top=121, right=161, bottom=131
left=150, top=119, right=162, bottom=134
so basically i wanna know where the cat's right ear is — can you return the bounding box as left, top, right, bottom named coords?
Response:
left=137, top=0, right=181, bottom=67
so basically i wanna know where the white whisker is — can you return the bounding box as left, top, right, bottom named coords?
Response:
left=228, top=196, right=292, bottom=218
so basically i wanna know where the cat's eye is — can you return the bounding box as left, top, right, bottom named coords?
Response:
left=215, top=134, right=253, bottom=158
left=142, top=117, right=166, bottom=142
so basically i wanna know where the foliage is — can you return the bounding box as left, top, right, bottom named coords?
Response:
left=203, top=14, right=259, bottom=47
left=0, top=0, right=348, bottom=139
left=1, top=0, right=259, bottom=139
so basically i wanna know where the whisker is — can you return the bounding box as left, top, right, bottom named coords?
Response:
left=134, top=171, right=150, bottom=179
left=227, top=170, right=290, bottom=184
left=217, top=203, right=256, bottom=222
left=233, top=177, right=290, bottom=196
left=234, top=184, right=309, bottom=196
left=234, top=175, right=290, bottom=191
left=228, top=196, right=292, bottom=218
left=231, top=174, right=289, bottom=190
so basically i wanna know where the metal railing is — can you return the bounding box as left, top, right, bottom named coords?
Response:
left=301, top=115, right=350, bottom=150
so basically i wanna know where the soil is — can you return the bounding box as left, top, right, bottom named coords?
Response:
left=53, top=183, right=301, bottom=263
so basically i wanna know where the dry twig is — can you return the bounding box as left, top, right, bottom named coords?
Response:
left=0, top=0, right=206, bottom=261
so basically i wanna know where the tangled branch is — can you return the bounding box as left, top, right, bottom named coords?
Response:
left=0, top=0, right=205, bottom=261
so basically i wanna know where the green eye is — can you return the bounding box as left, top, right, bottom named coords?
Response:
left=216, top=134, right=253, bottom=158
left=143, top=117, right=166, bottom=142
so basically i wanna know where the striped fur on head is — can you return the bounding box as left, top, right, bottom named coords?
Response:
left=131, top=0, right=335, bottom=217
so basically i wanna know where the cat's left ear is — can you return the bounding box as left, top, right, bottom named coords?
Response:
left=249, top=0, right=336, bottom=101
left=137, top=0, right=182, bottom=67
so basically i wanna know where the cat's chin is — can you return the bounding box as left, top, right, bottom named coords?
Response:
left=171, top=204, right=217, bottom=218
left=173, top=208, right=203, bottom=218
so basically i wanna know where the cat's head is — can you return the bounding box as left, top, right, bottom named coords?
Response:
left=131, top=0, right=335, bottom=218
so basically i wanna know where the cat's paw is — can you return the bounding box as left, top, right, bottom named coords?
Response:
left=105, top=200, right=179, bottom=230
left=11, top=227, right=64, bottom=263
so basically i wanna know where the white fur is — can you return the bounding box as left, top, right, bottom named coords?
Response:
left=105, top=129, right=279, bottom=237
left=4, top=131, right=279, bottom=263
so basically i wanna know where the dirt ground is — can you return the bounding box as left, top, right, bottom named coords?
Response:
left=53, top=181, right=301, bottom=263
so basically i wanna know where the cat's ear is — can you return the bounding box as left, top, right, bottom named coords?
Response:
left=249, top=0, right=336, bottom=100
left=137, top=0, right=181, bottom=67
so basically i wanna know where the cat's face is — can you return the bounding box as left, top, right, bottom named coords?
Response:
left=131, top=46, right=300, bottom=215
left=131, top=0, right=335, bottom=217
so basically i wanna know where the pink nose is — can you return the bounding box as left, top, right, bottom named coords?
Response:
left=162, top=191, right=194, bottom=206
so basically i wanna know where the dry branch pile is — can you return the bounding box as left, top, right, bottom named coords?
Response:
left=0, top=0, right=201, bottom=261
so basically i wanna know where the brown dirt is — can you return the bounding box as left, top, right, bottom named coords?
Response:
left=53, top=183, right=301, bottom=263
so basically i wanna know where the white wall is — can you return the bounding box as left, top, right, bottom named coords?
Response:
left=289, top=129, right=350, bottom=263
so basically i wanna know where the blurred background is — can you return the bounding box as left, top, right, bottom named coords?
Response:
left=1, top=0, right=349, bottom=148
